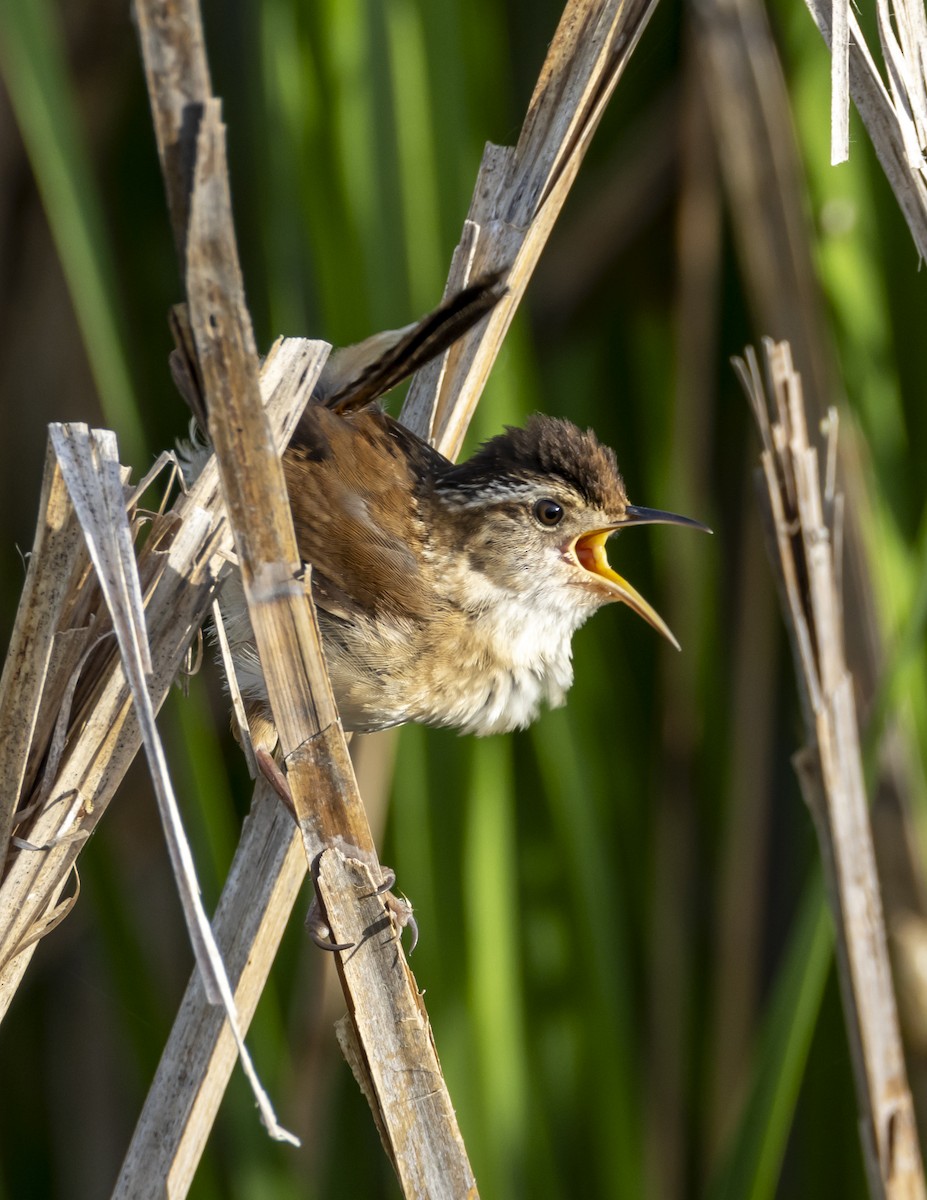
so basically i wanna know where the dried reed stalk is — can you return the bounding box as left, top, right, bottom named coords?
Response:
left=0, top=0, right=665, bottom=1193
left=119, top=1, right=665, bottom=1193
left=402, top=0, right=660, bottom=456
left=736, top=340, right=926, bottom=1200
left=801, top=0, right=927, bottom=257
left=120, top=0, right=664, bottom=1194
left=124, top=2, right=478, bottom=1192
left=0, top=338, right=324, bottom=1009
left=693, top=0, right=927, bottom=1154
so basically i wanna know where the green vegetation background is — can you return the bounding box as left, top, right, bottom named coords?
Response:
left=0, top=0, right=925, bottom=1197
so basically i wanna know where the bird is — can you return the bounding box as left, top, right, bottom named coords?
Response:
left=199, top=273, right=710, bottom=756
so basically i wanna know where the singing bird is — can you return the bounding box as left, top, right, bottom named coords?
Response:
left=195, top=274, right=709, bottom=754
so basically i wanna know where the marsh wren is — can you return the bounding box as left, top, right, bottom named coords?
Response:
left=204, top=275, right=708, bottom=751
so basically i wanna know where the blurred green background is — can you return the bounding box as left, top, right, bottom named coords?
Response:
left=1, top=0, right=926, bottom=1197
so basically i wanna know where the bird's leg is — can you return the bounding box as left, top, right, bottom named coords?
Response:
left=235, top=710, right=350, bottom=949
left=234, top=703, right=296, bottom=813
left=254, top=747, right=294, bottom=810
left=238, top=708, right=416, bottom=952
left=232, top=710, right=346, bottom=949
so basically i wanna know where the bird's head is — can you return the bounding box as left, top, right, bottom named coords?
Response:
left=435, top=414, right=709, bottom=647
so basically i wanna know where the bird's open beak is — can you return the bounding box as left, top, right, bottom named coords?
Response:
left=571, top=506, right=711, bottom=652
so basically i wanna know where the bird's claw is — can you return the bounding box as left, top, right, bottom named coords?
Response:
left=306, top=859, right=417, bottom=953
left=255, top=762, right=417, bottom=953
left=305, top=896, right=354, bottom=952
left=366, top=866, right=417, bottom=952
left=383, top=890, right=418, bottom=954
left=373, top=867, right=396, bottom=895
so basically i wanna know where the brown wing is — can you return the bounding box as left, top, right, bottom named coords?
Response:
left=283, top=273, right=507, bottom=621
left=284, top=405, right=443, bottom=622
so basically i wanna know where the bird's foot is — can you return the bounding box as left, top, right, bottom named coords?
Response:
left=306, top=898, right=355, bottom=952
left=307, top=859, right=418, bottom=954
left=253, top=751, right=418, bottom=952
left=382, top=889, right=418, bottom=954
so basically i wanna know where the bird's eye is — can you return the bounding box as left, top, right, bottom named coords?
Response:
left=533, top=498, right=564, bottom=527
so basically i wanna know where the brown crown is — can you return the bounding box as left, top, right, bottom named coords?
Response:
left=439, top=414, right=628, bottom=513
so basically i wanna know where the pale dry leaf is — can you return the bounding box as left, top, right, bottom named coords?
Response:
left=51, top=423, right=298, bottom=1146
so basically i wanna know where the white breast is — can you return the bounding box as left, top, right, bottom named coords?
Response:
left=424, top=592, right=586, bottom=736
left=216, top=544, right=594, bottom=738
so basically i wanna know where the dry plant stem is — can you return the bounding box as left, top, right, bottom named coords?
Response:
left=0, top=338, right=324, bottom=1021
left=402, top=0, right=662, bottom=458
left=316, top=852, right=478, bottom=1195
left=184, top=107, right=350, bottom=813
left=738, top=340, right=926, bottom=1200
left=114, top=0, right=667, bottom=1185
left=113, top=786, right=306, bottom=1199
left=692, top=0, right=902, bottom=721
left=45, top=422, right=296, bottom=1143
left=132, top=0, right=211, bottom=257
left=693, top=0, right=927, bottom=1126
left=164, top=86, right=477, bottom=1200
left=0, top=442, right=86, bottom=859
left=801, top=0, right=927, bottom=260
left=127, top=0, right=482, bottom=1191
left=831, top=0, right=850, bottom=163
left=185, top=116, right=481, bottom=1198
left=116, top=0, right=666, bottom=1193
left=0, top=492, right=219, bottom=1001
